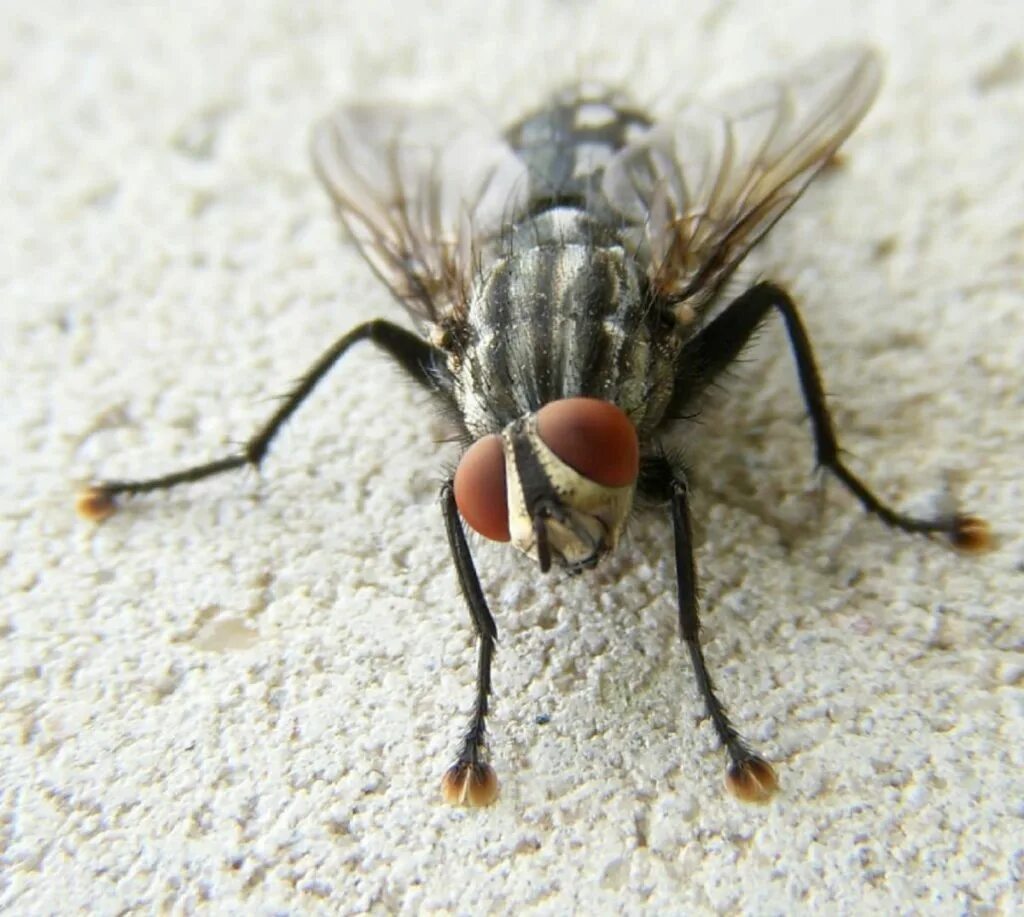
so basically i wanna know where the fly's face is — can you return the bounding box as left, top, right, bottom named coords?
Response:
left=454, top=398, right=639, bottom=573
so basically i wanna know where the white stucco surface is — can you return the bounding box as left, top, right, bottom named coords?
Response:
left=2, top=2, right=1022, bottom=913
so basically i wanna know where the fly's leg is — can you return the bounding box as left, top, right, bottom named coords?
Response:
left=644, top=456, right=778, bottom=802
left=76, top=320, right=441, bottom=519
left=439, top=480, right=500, bottom=806
left=672, top=281, right=990, bottom=551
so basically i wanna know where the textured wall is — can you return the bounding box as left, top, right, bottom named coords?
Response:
left=2, top=2, right=1022, bottom=912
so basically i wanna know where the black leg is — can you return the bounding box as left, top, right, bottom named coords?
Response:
left=671, top=281, right=989, bottom=551
left=77, top=320, right=443, bottom=518
left=439, top=480, right=500, bottom=806
left=645, top=455, right=778, bottom=802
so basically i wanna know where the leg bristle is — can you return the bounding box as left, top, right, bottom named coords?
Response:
left=725, top=756, right=778, bottom=803
left=440, top=760, right=499, bottom=807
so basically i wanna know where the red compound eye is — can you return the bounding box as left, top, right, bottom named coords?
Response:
left=454, top=434, right=510, bottom=542
left=536, top=398, right=639, bottom=488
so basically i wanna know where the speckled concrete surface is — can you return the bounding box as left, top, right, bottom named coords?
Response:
left=2, top=2, right=1022, bottom=913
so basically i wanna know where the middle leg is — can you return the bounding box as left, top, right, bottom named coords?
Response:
left=671, top=281, right=988, bottom=550
left=439, top=479, right=500, bottom=807
left=78, top=319, right=441, bottom=518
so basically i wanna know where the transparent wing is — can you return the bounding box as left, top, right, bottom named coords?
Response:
left=311, top=106, right=529, bottom=325
left=602, top=46, right=883, bottom=308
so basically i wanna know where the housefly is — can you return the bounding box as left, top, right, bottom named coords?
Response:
left=78, top=46, right=990, bottom=806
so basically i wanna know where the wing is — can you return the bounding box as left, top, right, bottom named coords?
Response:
left=601, top=46, right=883, bottom=309
left=311, top=106, right=530, bottom=326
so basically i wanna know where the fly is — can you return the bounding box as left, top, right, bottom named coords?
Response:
left=78, top=46, right=991, bottom=806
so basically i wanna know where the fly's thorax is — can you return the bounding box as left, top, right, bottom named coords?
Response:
left=453, top=398, right=639, bottom=573
left=449, top=208, right=681, bottom=440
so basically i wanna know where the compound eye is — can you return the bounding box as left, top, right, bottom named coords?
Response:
left=536, top=398, right=639, bottom=487
left=454, top=434, right=510, bottom=542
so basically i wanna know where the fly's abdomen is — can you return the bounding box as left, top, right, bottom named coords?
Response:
left=505, top=88, right=652, bottom=208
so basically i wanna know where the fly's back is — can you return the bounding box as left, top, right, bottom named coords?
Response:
left=454, top=208, right=679, bottom=438
left=450, top=91, right=681, bottom=439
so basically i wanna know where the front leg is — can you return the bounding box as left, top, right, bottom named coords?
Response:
left=643, top=455, right=778, bottom=803
left=671, top=281, right=990, bottom=551
left=438, top=479, right=500, bottom=806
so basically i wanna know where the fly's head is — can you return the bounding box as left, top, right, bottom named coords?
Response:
left=454, top=398, right=639, bottom=573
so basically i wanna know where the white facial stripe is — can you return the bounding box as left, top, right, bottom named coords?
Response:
left=573, top=102, right=619, bottom=129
